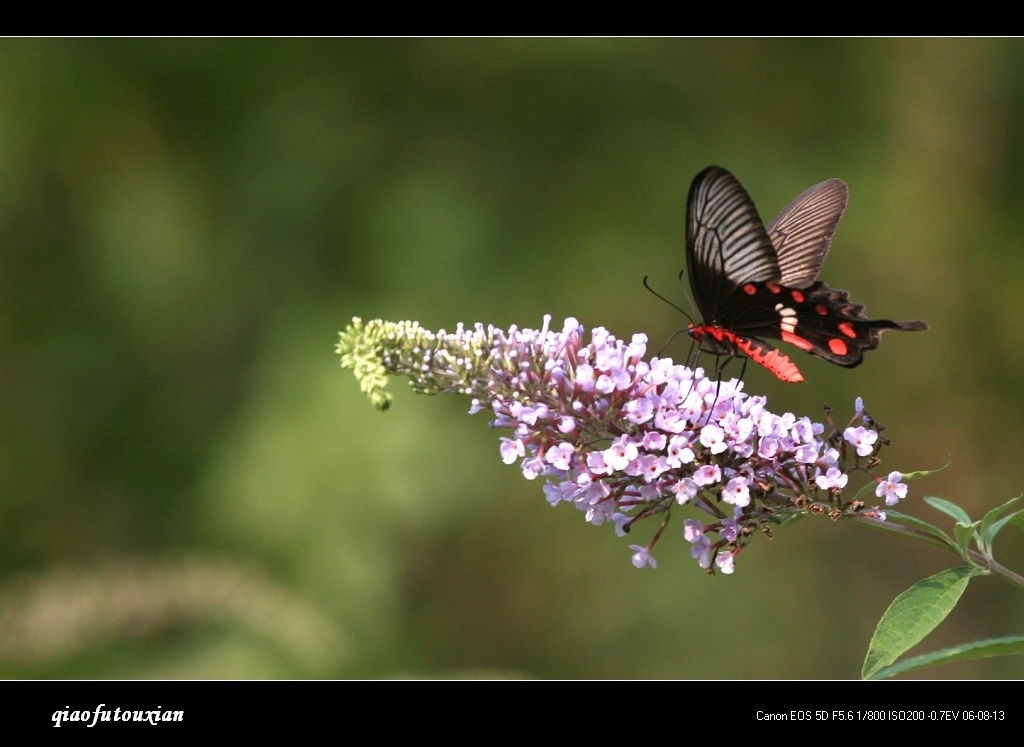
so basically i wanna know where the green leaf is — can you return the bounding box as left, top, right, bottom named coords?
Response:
left=984, top=511, right=1023, bottom=549
left=980, top=494, right=1024, bottom=547
left=869, top=636, right=1024, bottom=679
left=980, top=493, right=1023, bottom=526
left=952, top=521, right=978, bottom=560
left=897, top=457, right=951, bottom=481
left=924, top=496, right=972, bottom=525
left=862, top=566, right=976, bottom=680
left=882, top=509, right=959, bottom=552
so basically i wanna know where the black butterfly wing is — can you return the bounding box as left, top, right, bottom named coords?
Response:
left=685, top=166, right=779, bottom=326
left=770, top=281, right=929, bottom=367
left=766, top=178, right=849, bottom=288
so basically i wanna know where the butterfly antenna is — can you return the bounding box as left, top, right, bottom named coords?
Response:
left=642, top=275, right=694, bottom=321
left=644, top=275, right=697, bottom=356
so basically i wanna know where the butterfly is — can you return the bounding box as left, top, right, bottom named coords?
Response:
left=685, top=166, right=928, bottom=383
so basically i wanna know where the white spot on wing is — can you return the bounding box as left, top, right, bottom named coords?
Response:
left=776, top=304, right=798, bottom=334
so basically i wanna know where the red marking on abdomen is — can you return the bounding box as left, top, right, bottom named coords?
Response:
left=691, top=326, right=804, bottom=383
left=689, top=324, right=727, bottom=343
left=732, top=336, right=804, bottom=383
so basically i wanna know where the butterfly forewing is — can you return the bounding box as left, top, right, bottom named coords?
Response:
left=766, top=178, right=849, bottom=288
left=686, top=166, right=779, bottom=322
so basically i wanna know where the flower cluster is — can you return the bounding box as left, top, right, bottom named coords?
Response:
left=338, top=316, right=911, bottom=573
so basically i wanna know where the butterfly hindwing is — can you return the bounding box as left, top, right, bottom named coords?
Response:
left=731, top=281, right=929, bottom=368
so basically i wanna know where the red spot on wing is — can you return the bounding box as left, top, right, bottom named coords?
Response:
left=781, top=330, right=814, bottom=351
left=838, top=321, right=857, bottom=338
left=790, top=290, right=805, bottom=303
left=829, top=338, right=849, bottom=356
left=814, top=304, right=828, bottom=316
left=742, top=283, right=757, bottom=296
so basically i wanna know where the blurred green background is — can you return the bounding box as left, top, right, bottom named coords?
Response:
left=1, top=38, right=1021, bottom=679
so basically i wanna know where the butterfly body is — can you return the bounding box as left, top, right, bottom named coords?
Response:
left=684, top=166, right=927, bottom=382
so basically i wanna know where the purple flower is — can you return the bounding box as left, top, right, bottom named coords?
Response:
left=722, top=476, right=751, bottom=508
left=667, top=435, right=695, bottom=466
left=557, top=416, right=577, bottom=434
left=689, top=533, right=712, bottom=569
left=500, top=437, right=525, bottom=464
left=340, top=316, right=918, bottom=574
left=604, top=436, right=638, bottom=472
left=671, top=479, right=698, bottom=504
left=815, top=467, right=849, bottom=491
left=699, top=424, right=728, bottom=454
left=643, top=431, right=667, bottom=452
left=876, top=471, right=909, bottom=506
left=715, top=552, right=736, bottom=575
left=544, top=442, right=575, bottom=471
left=720, top=516, right=740, bottom=542
left=757, top=435, right=780, bottom=459
left=844, top=426, right=879, bottom=457
left=630, top=545, right=657, bottom=569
